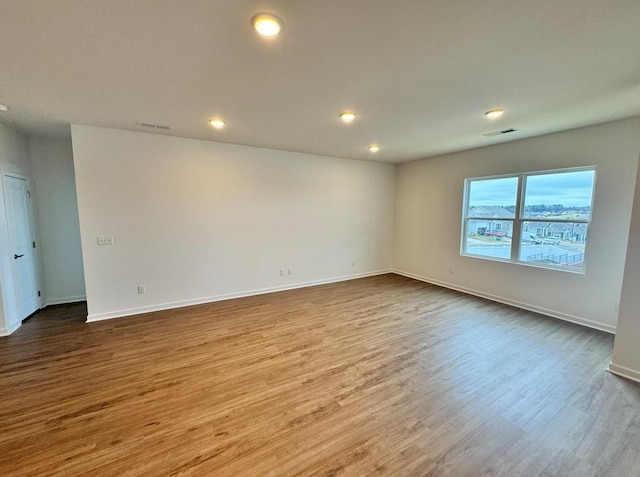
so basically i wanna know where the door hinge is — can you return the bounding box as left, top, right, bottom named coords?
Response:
left=37, top=291, right=41, bottom=297
left=27, top=190, right=31, bottom=198
left=32, top=241, right=36, bottom=248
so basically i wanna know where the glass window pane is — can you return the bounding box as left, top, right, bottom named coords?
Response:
left=523, top=170, right=595, bottom=220
left=464, top=219, right=512, bottom=259
left=467, top=177, right=518, bottom=218
left=519, top=221, right=587, bottom=270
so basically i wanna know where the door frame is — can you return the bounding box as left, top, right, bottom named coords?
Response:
left=0, top=171, right=43, bottom=334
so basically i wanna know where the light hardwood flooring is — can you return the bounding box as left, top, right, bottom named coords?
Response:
left=1, top=274, right=639, bottom=476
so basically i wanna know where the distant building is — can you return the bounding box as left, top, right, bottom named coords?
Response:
left=468, top=206, right=514, bottom=237
left=468, top=206, right=587, bottom=243
left=523, top=222, right=587, bottom=243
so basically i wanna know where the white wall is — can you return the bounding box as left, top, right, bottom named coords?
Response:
left=29, top=137, right=85, bottom=306
left=394, top=117, right=640, bottom=332
left=71, top=125, right=395, bottom=321
left=610, top=154, right=640, bottom=382
left=0, top=123, right=36, bottom=334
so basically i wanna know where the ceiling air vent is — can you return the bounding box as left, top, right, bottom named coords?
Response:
left=136, top=121, right=172, bottom=131
left=483, top=128, right=517, bottom=137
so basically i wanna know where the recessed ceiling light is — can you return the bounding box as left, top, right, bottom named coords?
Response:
left=485, top=109, right=505, bottom=119
left=251, top=13, right=283, bottom=37
left=0, top=104, right=9, bottom=112
left=209, top=118, right=225, bottom=129
left=339, top=111, right=357, bottom=124
left=368, top=145, right=380, bottom=153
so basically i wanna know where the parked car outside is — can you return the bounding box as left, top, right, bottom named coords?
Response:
left=522, top=232, right=542, bottom=244
left=542, top=237, right=560, bottom=245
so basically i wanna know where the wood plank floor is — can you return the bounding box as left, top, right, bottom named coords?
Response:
left=1, top=274, right=639, bottom=476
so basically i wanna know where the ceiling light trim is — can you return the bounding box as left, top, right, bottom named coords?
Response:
left=209, top=118, right=226, bottom=129
left=485, top=108, right=505, bottom=119
left=339, top=111, right=357, bottom=124
left=251, top=13, right=284, bottom=37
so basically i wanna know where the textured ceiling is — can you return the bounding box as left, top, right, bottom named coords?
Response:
left=0, top=0, right=639, bottom=163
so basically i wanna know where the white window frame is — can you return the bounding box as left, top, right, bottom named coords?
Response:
left=460, top=166, right=596, bottom=273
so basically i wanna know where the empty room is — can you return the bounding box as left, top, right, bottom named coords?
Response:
left=1, top=1, right=640, bottom=475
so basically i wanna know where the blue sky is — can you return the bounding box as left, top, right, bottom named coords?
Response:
left=468, top=171, right=595, bottom=207
left=468, top=177, right=517, bottom=207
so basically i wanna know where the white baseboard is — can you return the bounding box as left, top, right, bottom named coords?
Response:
left=607, top=363, right=640, bottom=384
left=86, top=269, right=392, bottom=323
left=0, top=320, right=21, bottom=336
left=44, top=295, right=87, bottom=307
left=393, top=269, right=616, bottom=334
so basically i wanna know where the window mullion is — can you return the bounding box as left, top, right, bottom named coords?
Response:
left=511, top=174, right=525, bottom=261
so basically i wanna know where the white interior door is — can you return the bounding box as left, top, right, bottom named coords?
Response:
left=4, top=174, right=39, bottom=323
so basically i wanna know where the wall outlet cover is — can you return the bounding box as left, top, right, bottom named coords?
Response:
left=97, top=235, right=114, bottom=245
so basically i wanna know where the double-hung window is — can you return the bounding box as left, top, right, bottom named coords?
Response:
left=461, top=167, right=596, bottom=273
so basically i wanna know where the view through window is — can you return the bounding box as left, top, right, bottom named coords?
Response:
left=461, top=168, right=596, bottom=272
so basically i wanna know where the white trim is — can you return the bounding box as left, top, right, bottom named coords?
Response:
left=44, top=295, right=86, bottom=307
left=86, top=270, right=392, bottom=322
left=0, top=320, right=21, bottom=336
left=607, top=363, right=640, bottom=384
left=461, top=167, right=595, bottom=275
left=393, top=269, right=616, bottom=334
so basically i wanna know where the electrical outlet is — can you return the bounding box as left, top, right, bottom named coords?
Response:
left=137, top=285, right=146, bottom=295
left=449, top=267, right=455, bottom=275
left=97, top=235, right=114, bottom=245
left=280, top=269, right=285, bottom=276
left=287, top=268, right=293, bottom=275
left=352, top=261, right=356, bottom=267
